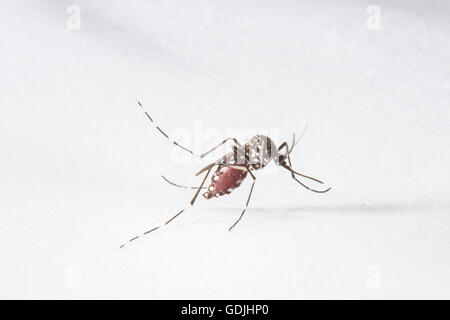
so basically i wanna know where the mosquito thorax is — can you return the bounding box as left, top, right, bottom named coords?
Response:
left=245, top=134, right=278, bottom=168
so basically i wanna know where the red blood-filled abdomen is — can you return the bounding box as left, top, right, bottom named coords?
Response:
left=203, top=166, right=248, bottom=199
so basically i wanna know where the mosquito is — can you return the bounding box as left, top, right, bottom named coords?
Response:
left=119, top=101, right=331, bottom=248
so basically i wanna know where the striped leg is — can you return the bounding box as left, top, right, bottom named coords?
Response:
left=228, top=166, right=256, bottom=231
left=137, top=100, right=241, bottom=158
left=119, top=166, right=214, bottom=249
left=161, top=175, right=207, bottom=190
left=279, top=142, right=331, bottom=193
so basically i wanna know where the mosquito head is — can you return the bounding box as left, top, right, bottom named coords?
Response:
left=277, top=137, right=296, bottom=166
left=278, top=153, right=288, bottom=166
left=276, top=128, right=305, bottom=166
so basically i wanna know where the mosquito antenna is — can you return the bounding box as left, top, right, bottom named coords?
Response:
left=288, top=125, right=308, bottom=155
left=290, top=133, right=296, bottom=153
left=119, top=204, right=191, bottom=249
left=136, top=99, right=201, bottom=158
left=161, top=175, right=207, bottom=190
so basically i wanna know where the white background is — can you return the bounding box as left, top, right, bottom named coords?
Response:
left=1, top=0, right=449, bottom=299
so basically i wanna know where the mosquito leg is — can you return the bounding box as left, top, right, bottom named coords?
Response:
left=190, top=166, right=214, bottom=205
left=278, top=141, right=289, bottom=151
left=137, top=100, right=241, bottom=159
left=119, top=166, right=214, bottom=249
left=284, top=149, right=331, bottom=193
left=290, top=174, right=331, bottom=193
left=199, top=138, right=242, bottom=158
left=278, top=127, right=307, bottom=157
left=161, top=175, right=207, bottom=190
left=284, top=166, right=325, bottom=184
left=228, top=166, right=256, bottom=231
left=278, top=141, right=293, bottom=172
left=194, top=142, right=245, bottom=176
left=163, top=165, right=214, bottom=226
left=278, top=140, right=330, bottom=192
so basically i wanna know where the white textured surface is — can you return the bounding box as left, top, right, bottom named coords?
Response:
left=0, top=0, right=449, bottom=298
